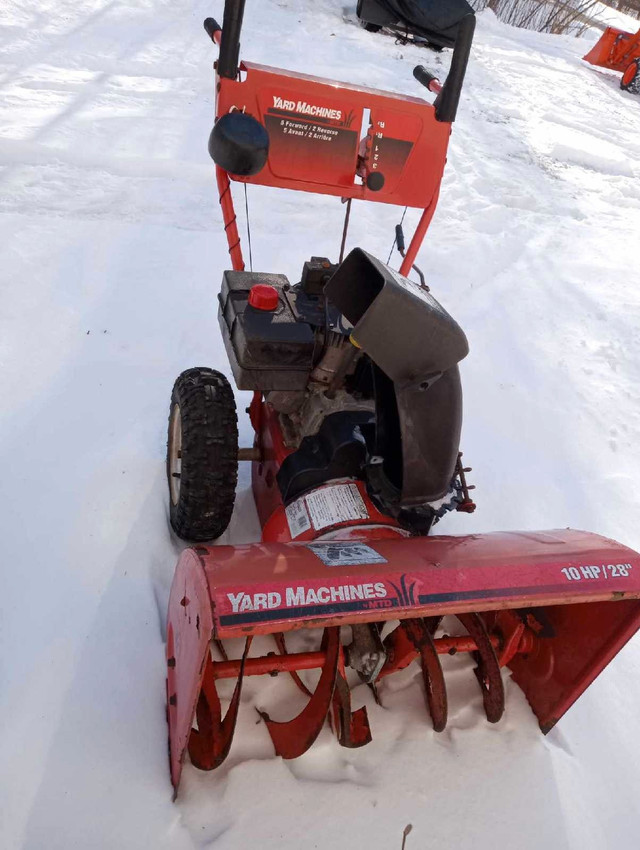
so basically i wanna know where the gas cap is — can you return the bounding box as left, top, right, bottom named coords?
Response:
left=248, top=284, right=279, bottom=311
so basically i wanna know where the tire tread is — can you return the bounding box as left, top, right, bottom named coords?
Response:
left=167, top=367, right=238, bottom=542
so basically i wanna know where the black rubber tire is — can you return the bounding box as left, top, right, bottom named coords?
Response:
left=620, top=59, right=640, bottom=94
left=167, top=367, right=238, bottom=542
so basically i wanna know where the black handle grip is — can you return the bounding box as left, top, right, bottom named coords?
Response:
left=434, top=14, right=475, bottom=123
left=395, top=224, right=406, bottom=254
left=413, top=66, right=440, bottom=91
left=218, top=0, right=247, bottom=79
left=203, top=17, right=222, bottom=41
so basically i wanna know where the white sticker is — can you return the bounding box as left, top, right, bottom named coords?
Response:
left=305, top=483, right=368, bottom=531
left=307, top=542, right=387, bottom=567
left=286, top=497, right=312, bottom=538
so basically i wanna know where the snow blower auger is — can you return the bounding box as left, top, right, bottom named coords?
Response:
left=584, top=25, right=640, bottom=94
left=166, top=1, right=640, bottom=793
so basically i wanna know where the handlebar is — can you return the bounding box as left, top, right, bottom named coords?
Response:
left=218, top=0, right=246, bottom=79
left=413, top=66, right=442, bottom=94
left=207, top=2, right=474, bottom=121
left=434, top=14, right=475, bottom=123
left=203, top=17, right=222, bottom=44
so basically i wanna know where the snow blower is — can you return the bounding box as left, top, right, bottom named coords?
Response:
left=166, top=0, right=640, bottom=792
left=583, top=25, right=640, bottom=94
left=356, top=0, right=474, bottom=49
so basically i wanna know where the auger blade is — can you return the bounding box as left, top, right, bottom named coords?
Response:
left=401, top=618, right=448, bottom=732
left=258, top=627, right=340, bottom=759
left=331, top=645, right=372, bottom=748
left=457, top=613, right=504, bottom=723
left=188, top=637, right=252, bottom=770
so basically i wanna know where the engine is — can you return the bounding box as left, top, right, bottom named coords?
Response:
left=218, top=248, right=469, bottom=532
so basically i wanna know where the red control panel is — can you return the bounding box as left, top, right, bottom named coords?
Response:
left=216, top=62, right=451, bottom=208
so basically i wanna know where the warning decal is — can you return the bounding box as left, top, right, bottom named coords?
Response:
left=307, top=542, right=387, bottom=567
left=305, top=483, right=368, bottom=531
left=285, top=498, right=312, bottom=539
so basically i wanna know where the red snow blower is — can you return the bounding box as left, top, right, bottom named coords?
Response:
left=165, top=1, right=640, bottom=792
left=584, top=25, right=640, bottom=94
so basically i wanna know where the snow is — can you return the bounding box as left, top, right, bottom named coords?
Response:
left=590, top=2, right=640, bottom=33
left=2, top=2, right=640, bottom=848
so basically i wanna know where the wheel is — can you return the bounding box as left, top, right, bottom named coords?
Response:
left=167, top=367, right=238, bottom=541
left=620, top=59, right=640, bottom=94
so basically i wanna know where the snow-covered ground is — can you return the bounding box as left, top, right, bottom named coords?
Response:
left=2, top=2, right=640, bottom=848
left=591, top=1, right=639, bottom=32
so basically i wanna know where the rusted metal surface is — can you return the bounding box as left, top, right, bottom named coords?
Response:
left=330, top=645, right=372, bottom=748
left=454, top=452, right=476, bottom=513
left=400, top=618, right=448, bottom=732
left=188, top=637, right=252, bottom=771
left=458, top=613, right=505, bottom=723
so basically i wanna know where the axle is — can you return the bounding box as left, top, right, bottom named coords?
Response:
left=210, top=629, right=535, bottom=680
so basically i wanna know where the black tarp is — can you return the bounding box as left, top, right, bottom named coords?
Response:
left=360, top=0, right=474, bottom=46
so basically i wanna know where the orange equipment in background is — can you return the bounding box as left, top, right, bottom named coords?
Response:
left=583, top=26, right=640, bottom=93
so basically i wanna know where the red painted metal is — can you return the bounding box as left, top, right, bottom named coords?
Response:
left=182, top=528, right=640, bottom=638
left=330, top=644, right=372, bottom=748
left=274, top=632, right=313, bottom=696
left=216, top=62, right=449, bottom=209
left=622, top=61, right=637, bottom=86
left=188, top=637, right=251, bottom=772
left=260, top=478, right=405, bottom=544
left=259, top=627, right=340, bottom=759
left=399, top=186, right=441, bottom=277
left=251, top=401, right=294, bottom=530
left=212, top=650, right=326, bottom=679
left=457, top=612, right=504, bottom=723
left=584, top=26, right=640, bottom=75
left=505, top=597, right=640, bottom=732
left=167, top=522, right=640, bottom=787
left=212, top=53, right=451, bottom=280
left=207, top=632, right=527, bottom=682
left=165, top=11, right=640, bottom=791
left=216, top=165, right=245, bottom=271
left=399, top=618, right=448, bottom=731
left=166, top=547, right=214, bottom=792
